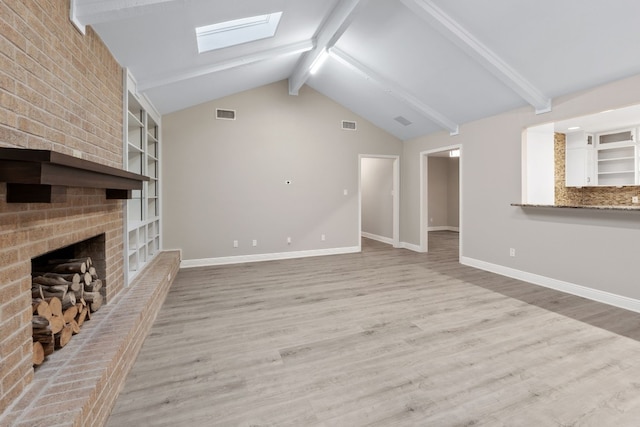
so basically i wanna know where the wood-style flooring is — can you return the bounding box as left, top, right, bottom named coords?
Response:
left=106, top=232, right=640, bottom=426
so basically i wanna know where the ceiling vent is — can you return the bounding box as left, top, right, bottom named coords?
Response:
left=341, top=120, right=357, bottom=131
left=394, top=116, right=412, bottom=126
left=216, top=109, right=236, bottom=120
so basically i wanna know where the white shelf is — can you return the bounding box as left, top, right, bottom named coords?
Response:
left=598, top=171, right=635, bottom=175
left=125, top=84, right=161, bottom=283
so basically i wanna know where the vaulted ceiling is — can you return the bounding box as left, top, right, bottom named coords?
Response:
left=72, top=0, right=640, bottom=140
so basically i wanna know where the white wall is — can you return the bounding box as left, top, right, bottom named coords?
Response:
left=361, top=157, right=394, bottom=240
left=428, top=157, right=448, bottom=228
left=523, top=123, right=555, bottom=204
left=427, top=157, right=459, bottom=230
left=401, top=73, right=640, bottom=305
left=162, top=80, right=402, bottom=262
left=447, top=158, right=459, bottom=228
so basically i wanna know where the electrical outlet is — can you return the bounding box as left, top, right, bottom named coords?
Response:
left=343, top=189, right=348, bottom=196
left=287, top=237, right=291, bottom=244
left=509, top=248, right=516, bottom=257
left=633, top=196, right=639, bottom=204
left=233, top=240, right=238, bottom=248
left=252, top=239, right=257, bottom=247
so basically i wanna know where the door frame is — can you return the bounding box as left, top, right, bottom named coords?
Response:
left=420, top=145, right=462, bottom=256
left=358, top=154, right=400, bottom=249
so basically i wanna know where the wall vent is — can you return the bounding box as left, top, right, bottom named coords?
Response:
left=341, top=120, right=357, bottom=131
left=216, top=108, right=236, bottom=120
left=394, top=116, right=412, bottom=126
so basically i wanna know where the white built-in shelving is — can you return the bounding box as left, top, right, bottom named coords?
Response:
left=124, top=72, right=161, bottom=283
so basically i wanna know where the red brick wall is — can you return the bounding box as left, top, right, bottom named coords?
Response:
left=0, top=0, right=125, bottom=413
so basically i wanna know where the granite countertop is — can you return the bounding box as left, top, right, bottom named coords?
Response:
left=512, top=203, right=640, bottom=211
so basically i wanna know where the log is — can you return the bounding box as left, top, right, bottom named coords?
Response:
left=72, top=288, right=83, bottom=301
left=69, top=319, right=80, bottom=334
left=34, top=286, right=67, bottom=301
left=51, top=261, right=86, bottom=274
left=31, top=272, right=82, bottom=283
left=88, top=266, right=98, bottom=280
left=44, top=297, right=63, bottom=317
left=84, top=292, right=103, bottom=312
left=33, top=331, right=55, bottom=357
left=42, top=341, right=55, bottom=356
left=82, top=272, right=92, bottom=285
left=85, top=279, right=102, bottom=293
left=33, top=341, right=45, bottom=366
left=63, top=305, right=78, bottom=323
left=54, top=324, right=73, bottom=349
left=32, top=276, right=70, bottom=287
left=61, top=292, right=76, bottom=310
left=76, top=307, right=88, bottom=327
left=43, top=272, right=81, bottom=285
left=32, top=315, right=52, bottom=330
left=49, top=316, right=64, bottom=334
left=47, top=257, right=90, bottom=266
left=32, top=300, right=52, bottom=320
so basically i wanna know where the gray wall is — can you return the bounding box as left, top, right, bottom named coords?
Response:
left=401, top=73, right=640, bottom=300
left=427, top=157, right=459, bottom=229
left=447, top=158, right=459, bottom=228
left=361, top=157, right=394, bottom=239
left=162, top=80, right=402, bottom=261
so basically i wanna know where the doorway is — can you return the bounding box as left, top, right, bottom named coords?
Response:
left=359, top=155, right=400, bottom=249
left=420, top=146, right=462, bottom=257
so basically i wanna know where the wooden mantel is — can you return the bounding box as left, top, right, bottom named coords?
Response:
left=0, top=148, right=149, bottom=203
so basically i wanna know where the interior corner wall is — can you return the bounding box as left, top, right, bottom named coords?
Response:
left=427, top=157, right=459, bottom=230
left=162, top=80, right=402, bottom=261
left=361, top=157, right=394, bottom=239
left=427, top=157, right=449, bottom=228
left=401, top=72, right=640, bottom=302
left=447, top=158, right=459, bottom=228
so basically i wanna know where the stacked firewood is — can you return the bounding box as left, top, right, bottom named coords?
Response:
left=31, top=257, right=104, bottom=366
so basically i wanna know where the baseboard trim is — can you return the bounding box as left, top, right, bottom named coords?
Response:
left=428, top=226, right=459, bottom=232
left=361, top=232, right=394, bottom=245
left=399, top=242, right=423, bottom=252
left=181, top=246, right=361, bottom=268
left=461, top=256, right=640, bottom=314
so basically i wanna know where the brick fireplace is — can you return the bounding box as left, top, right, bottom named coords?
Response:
left=0, top=1, right=179, bottom=425
left=0, top=185, right=125, bottom=407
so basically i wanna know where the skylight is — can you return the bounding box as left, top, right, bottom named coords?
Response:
left=196, top=12, right=283, bottom=53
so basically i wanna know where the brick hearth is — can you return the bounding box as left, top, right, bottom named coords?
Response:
left=0, top=251, right=180, bottom=427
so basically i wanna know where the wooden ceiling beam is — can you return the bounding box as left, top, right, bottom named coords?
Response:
left=401, top=0, right=552, bottom=114
left=288, top=0, right=366, bottom=96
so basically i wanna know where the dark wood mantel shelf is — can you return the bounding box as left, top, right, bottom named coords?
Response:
left=0, top=148, right=149, bottom=203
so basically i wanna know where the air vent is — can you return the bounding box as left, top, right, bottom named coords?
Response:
left=394, top=116, right=412, bottom=126
left=341, top=120, right=357, bottom=131
left=216, top=109, right=236, bottom=120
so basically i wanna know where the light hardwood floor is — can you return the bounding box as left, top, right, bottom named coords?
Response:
left=107, top=232, right=640, bottom=426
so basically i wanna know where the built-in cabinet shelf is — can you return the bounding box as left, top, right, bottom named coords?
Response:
left=566, top=127, right=639, bottom=187
left=125, top=73, right=161, bottom=283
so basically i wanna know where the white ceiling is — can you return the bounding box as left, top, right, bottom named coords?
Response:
left=72, top=0, right=640, bottom=141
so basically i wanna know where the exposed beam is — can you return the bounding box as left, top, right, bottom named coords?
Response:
left=138, top=40, right=314, bottom=92
left=330, top=47, right=459, bottom=135
left=71, top=0, right=180, bottom=34
left=288, top=0, right=366, bottom=95
left=400, top=0, right=551, bottom=114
